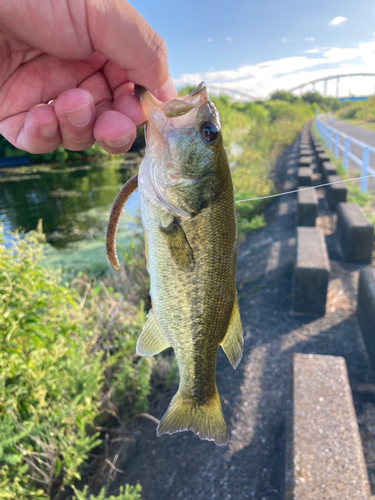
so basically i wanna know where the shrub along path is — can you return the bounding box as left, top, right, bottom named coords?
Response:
left=109, top=140, right=375, bottom=500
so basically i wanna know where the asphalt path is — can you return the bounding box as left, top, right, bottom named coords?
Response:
left=320, top=117, right=375, bottom=192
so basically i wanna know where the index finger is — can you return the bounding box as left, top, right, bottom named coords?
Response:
left=86, top=0, right=177, bottom=101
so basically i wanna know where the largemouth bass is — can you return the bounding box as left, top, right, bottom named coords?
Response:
left=106, top=82, right=243, bottom=445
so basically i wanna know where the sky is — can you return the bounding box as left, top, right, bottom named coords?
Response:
left=130, top=0, right=375, bottom=98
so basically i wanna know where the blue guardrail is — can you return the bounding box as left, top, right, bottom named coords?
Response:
left=315, top=116, right=375, bottom=193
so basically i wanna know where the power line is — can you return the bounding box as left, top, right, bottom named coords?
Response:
left=235, top=174, right=373, bottom=203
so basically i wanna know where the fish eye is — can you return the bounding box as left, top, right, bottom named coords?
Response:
left=199, top=121, right=219, bottom=144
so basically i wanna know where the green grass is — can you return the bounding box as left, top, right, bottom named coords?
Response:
left=337, top=96, right=375, bottom=131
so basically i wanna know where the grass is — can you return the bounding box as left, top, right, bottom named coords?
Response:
left=337, top=96, right=375, bottom=133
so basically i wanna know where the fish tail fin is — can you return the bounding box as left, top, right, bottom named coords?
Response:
left=157, top=387, right=228, bottom=445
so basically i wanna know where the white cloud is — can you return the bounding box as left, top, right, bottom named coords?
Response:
left=226, top=36, right=233, bottom=42
left=329, top=16, right=347, bottom=26
left=172, top=41, right=375, bottom=98
left=304, top=48, right=321, bottom=54
left=207, top=38, right=213, bottom=42
left=305, top=37, right=315, bottom=41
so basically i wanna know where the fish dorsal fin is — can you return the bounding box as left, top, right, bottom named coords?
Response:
left=220, top=299, right=243, bottom=369
left=160, top=219, right=195, bottom=271
left=136, top=310, right=170, bottom=357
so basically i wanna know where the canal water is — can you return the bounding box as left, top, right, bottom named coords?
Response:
left=0, top=155, right=141, bottom=272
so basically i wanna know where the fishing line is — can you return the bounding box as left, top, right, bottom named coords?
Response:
left=235, top=174, right=373, bottom=203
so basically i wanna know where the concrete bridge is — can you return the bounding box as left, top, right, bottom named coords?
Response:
left=289, top=73, right=375, bottom=99
left=206, top=85, right=255, bottom=102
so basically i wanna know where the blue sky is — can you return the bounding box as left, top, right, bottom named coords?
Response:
left=131, top=0, right=375, bottom=98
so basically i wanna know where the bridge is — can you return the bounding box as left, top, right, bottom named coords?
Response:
left=289, top=73, right=375, bottom=99
left=206, top=85, right=255, bottom=102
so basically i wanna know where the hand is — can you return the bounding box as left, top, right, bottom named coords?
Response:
left=0, top=0, right=177, bottom=154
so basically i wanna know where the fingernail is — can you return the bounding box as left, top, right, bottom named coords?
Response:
left=104, top=135, right=133, bottom=149
left=39, top=119, right=58, bottom=137
left=64, top=102, right=92, bottom=127
left=156, top=76, right=177, bottom=102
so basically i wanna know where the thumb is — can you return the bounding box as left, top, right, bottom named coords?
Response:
left=86, top=0, right=177, bottom=101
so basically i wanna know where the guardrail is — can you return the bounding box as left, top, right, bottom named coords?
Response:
left=315, top=116, right=375, bottom=193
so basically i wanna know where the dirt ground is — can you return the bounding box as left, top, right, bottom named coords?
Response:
left=108, top=141, right=375, bottom=500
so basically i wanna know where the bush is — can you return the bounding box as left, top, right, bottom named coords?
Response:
left=337, top=97, right=375, bottom=122
left=0, top=223, right=152, bottom=499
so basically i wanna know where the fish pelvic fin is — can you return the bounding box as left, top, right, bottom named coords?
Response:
left=136, top=310, right=170, bottom=357
left=220, top=298, right=244, bottom=369
left=157, top=388, right=228, bottom=445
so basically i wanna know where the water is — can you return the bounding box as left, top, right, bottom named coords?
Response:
left=0, top=156, right=142, bottom=272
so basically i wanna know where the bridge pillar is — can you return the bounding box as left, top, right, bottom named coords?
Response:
left=336, top=77, right=340, bottom=98
left=324, top=79, right=328, bottom=96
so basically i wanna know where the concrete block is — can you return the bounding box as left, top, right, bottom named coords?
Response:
left=292, top=227, right=330, bottom=315
left=299, top=155, right=312, bottom=167
left=297, top=187, right=318, bottom=227
left=300, top=148, right=312, bottom=157
left=286, top=353, right=371, bottom=500
left=314, top=145, right=324, bottom=154
left=327, top=175, right=347, bottom=210
left=336, top=203, right=374, bottom=263
left=322, top=161, right=337, bottom=181
left=298, top=167, right=312, bottom=186
left=357, top=266, right=375, bottom=369
left=318, top=152, right=330, bottom=169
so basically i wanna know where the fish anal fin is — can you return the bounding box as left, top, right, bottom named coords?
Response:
left=136, top=310, right=170, bottom=357
left=160, top=218, right=195, bottom=271
left=157, top=387, right=228, bottom=445
left=220, top=299, right=244, bottom=369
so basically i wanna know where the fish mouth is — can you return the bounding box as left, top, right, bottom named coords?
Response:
left=135, top=82, right=209, bottom=123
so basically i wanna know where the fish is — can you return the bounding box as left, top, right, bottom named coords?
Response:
left=106, top=82, right=243, bottom=445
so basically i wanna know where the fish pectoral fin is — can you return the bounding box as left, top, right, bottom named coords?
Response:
left=220, top=298, right=244, bottom=369
left=136, top=309, right=170, bottom=357
left=157, top=387, right=228, bottom=445
left=159, top=218, right=195, bottom=271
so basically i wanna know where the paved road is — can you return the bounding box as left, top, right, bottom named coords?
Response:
left=321, top=117, right=375, bottom=192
